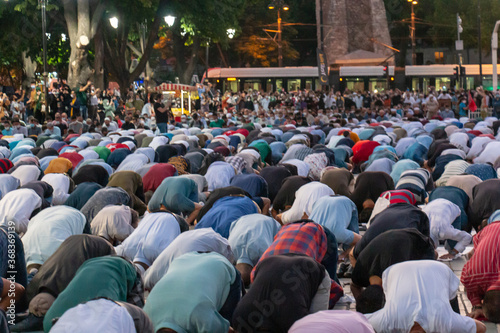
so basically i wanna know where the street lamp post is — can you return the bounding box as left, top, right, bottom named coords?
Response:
left=408, top=0, right=418, bottom=66
left=268, top=0, right=289, bottom=67
left=40, top=0, right=48, bottom=111
left=478, top=0, right=483, bottom=85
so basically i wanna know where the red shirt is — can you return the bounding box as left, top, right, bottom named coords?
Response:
left=461, top=222, right=500, bottom=306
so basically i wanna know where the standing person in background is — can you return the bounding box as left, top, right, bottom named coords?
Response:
left=76, top=80, right=91, bottom=120
left=88, top=84, right=99, bottom=121
left=154, top=94, right=170, bottom=133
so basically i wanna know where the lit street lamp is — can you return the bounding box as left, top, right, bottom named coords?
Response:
left=109, top=16, right=119, bottom=29
left=227, top=28, right=236, bottom=39
left=407, top=0, right=418, bottom=66
left=268, top=0, right=289, bottom=67
left=164, top=15, right=176, bottom=27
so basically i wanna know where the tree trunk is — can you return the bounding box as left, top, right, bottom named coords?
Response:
left=93, top=25, right=105, bottom=90
left=22, top=51, right=37, bottom=88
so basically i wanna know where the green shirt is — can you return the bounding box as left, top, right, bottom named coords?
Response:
left=43, top=256, right=137, bottom=332
left=209, top=119, right=225, bottom=128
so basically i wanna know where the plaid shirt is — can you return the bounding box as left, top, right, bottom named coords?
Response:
left=251, top=222, right=343, bottom=307
left=461, top=222, right=500, bottom=306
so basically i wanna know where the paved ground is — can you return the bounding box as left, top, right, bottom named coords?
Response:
left=334, top=245, right=500, bottom=332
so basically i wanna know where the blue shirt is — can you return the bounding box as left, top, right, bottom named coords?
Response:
left=195, top=196, right=258, bottom=238
left=44, top=126, right=62, bottom=137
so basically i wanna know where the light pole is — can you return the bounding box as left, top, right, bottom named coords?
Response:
left=40, top=0, right=48, bottom=111
left=492, top=21, right=500, bottom=93
left=478, top=0, right=483, bottom=85
left=268, top=0, right=289, bottom=67
left=407, top=0, right=418, bottom=66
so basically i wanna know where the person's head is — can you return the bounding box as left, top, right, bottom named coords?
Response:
left=101, top=127, right=108, bottom=136
left=3, top=121, right=10, bottom=129
left=483, top=289, right=500, bottom=323
left=356, top=285, right=385, bottom=314
left=104, top=118, right=111, bottom=125
left=12, top=118, right=21, bottom=128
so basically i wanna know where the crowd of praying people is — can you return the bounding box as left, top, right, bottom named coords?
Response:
left=1, top=84, right=500, bottom=332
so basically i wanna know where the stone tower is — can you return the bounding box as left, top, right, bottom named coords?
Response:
left=321, top=0, right=394, bottom=66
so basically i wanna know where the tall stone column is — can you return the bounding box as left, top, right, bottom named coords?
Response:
left=322, top=0, right=394, bottom=66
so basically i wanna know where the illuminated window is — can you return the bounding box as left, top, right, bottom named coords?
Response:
left=434, top=52, right=444, bottom=64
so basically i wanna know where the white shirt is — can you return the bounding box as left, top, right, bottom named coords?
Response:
left=422, top=199, right=472, bottom=252
left=143, top=228, right=233, bottom=290
left=22, top=206, right=86, bottom=266
left=115, top=212, right=180, bottom=267
left=366, top=260, right=477, bottom=333
left=10, top=165, right=41, bottom=186
left=0, top=188, right=41, bottom=234
left=281, top=182, right=334, bottom=224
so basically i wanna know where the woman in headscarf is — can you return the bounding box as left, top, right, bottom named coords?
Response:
left=364, top=158, right=395, bottom=175
left=319, top=167, right=353, bottom=197
left=41, top=173, right=74, bottom=205
left=21, top=180, right=53, bottom=210
left=350, top=171, right=395, bottom=220
left=309, top=196, right=361, bottom=257
left=107, top=171, right=147, bottom=216
left=72, top=164, right=109, bottom=187
left=156, top=145, right=178, bottom=163
left=142, top=163, right=177, bottom=198
left=64, top=182, right=102, bottom=210
left=351, top=140, right=380, bottom=169
left=279, top=182, right=334, bottom=225
left=19, top=235, right=115, bottom=330
left=249, top=139, right=272, bottom=165
left=90, top=205, right=138, bottom=245
left=389, top=159, right=420, bottom=184
left=107, top=148, right=132, bottom=169
left=195, top=195, right=260, bottom=238
left=0, top=188, right=42, bottom=234
left=205, top=161, right=236, bottom=191
left=9, top=164, right=42, bottom=186
left=147, top=177, right=202, bottom=225
left=168, top=156, right=190, bottom=175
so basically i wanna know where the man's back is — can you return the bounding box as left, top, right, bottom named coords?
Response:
left=366, top=260, right=477, bottom=333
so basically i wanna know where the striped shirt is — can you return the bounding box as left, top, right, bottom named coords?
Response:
left=436, top=160, right=470, bottom=187
left=396, top=168, right=430, bottom=204
left=461, top=222, right=500, bottom=306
